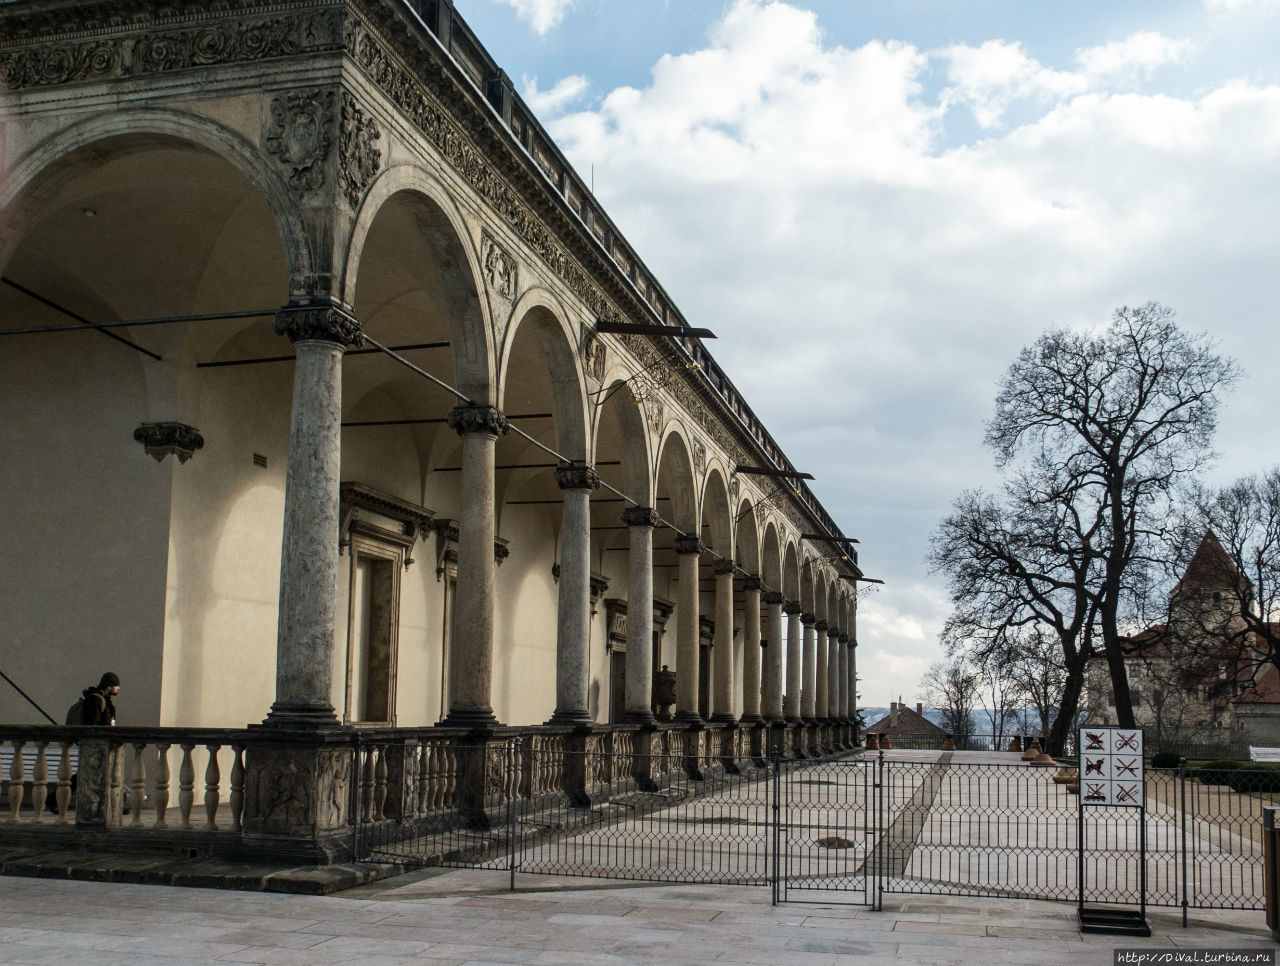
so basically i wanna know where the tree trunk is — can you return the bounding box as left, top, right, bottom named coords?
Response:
left=1047, top=662, right=1083, bottom=756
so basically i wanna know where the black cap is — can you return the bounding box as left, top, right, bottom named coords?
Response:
left=98, top=672, right=120, bottom=688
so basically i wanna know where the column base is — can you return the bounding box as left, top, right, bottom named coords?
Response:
left=738, top=714, right=765, bottom=724
left=622, top=710, right=657, bottom=726
left=544, top=710, right=592, bottom=726
left=438, top=708, right=501, bottom=730
left=710, top=712, right=737, bottom=724
left=674, top=710, right=704, bottom=724
left=258, top=704, right=341, bottom=730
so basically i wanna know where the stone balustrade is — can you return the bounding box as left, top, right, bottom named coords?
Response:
left=0, top=719, right=856, bottom=863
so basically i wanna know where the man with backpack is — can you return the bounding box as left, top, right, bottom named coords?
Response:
left=67, top=672, right=120, bottom=726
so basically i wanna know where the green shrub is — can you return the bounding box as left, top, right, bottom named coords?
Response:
left=1225, top=763, right=1280, bottom=794
left=1196, top=760, right=1244, bottom=785
left=1150, top=751, right=1182, bottom=769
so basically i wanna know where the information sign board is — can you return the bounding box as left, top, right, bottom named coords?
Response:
left=1078, top=727, right=1144, bottom=807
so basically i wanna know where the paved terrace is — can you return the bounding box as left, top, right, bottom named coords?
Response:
left=0, top=868, right=1273, bottom=966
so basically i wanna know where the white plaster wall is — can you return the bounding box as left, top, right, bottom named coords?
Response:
left=161, top=361, right=289, bottom=727
left=492, top=502, right=558, bottom=724
left=0, top=336, right=170, bottom=726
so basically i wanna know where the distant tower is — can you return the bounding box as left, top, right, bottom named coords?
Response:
left=1168, top=530, right=1251, bottom=662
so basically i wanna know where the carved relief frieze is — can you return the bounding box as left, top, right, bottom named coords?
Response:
left=692, top=440, right=706, bottom=476
left=339, top=91, right=382, bottom=208
left=264, top=89, right=334, bottom=196
left=480, top=229, right=518, bottom=301
left=0, top=11, right=341, bottom=92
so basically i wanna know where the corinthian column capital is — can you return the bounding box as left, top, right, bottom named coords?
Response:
left=274, top=297, right=363, bottom=347
left=555, top=461, right=601, bottom=490
left=622, top=505, right=660, bottom=528
left=447, top=404, right=509, bottom=438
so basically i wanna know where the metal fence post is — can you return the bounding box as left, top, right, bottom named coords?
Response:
left=1179, top=758, right=1188, bottom=927
left=771, top=744, right=780, bottom=906
left=875, top=748, right=885, bottom=911
left=508, top=737, right=519, bottom=892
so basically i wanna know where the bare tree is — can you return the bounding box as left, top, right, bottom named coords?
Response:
left=928, top=459, right=1102, bottom=753
left=1005, top=625, right=1070, bottom=738
left=985, top=303, right=1239, bottom=727
left=921, top=658, right=980, bottom=741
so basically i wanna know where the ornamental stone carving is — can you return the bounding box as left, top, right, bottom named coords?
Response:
left=621, top=506, right=660, bottom=529
left=714, top=559, right=736, bottom=576
left=743, top=576, right=764, bottom=593
left=692, top=440, right=706, bottom=475
left=763, top=590, right=786, bottom=605
left=801, top=612, right=816, bottom=626
left=339, top=91, right=382, bottom=208
left=644, top=398, right=664, bottom=436
left=133, top=421, right=204, bottom=464
left=264, top=89, right=334, bottom=196
left=673, top=534, right=704, bottom=556
left=0, top=11, right=339, bottom=92
left=555, top=461, right=600, bottom=491
left=839, top=633, right=850, bottom=645
left=274, top=301, right=363, bottom=346
left=581, top=329, right=606, bottom=381
left=730, top=477, right=741, bottom=508
left=480, top=229, right=518, bottom=301
left=446, top=404, right=509, bottom=438
left=784, top=599, right=801, bottom=615
left=815, top=620, right=829, bottom=632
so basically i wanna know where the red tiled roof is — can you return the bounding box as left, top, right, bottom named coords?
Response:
left=864, top=706, right=947, bottom=736
left=1174, top=530, right=1248, bottom=594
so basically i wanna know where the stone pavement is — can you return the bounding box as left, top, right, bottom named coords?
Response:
left=0, top=866, right=1273, bottom=966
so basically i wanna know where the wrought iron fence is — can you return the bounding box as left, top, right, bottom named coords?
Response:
left=353, top=742, right=1280, bottom=914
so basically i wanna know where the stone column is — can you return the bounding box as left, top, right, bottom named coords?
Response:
left=840, top=634, right=852, bottom=719
left=622, top=506, right=659, bottom=722
left=548, top=461, right=599, bottom=724
left=711, top=560, right=736, bottom=722
left=265, top=298, right=362, bottom=727
left=740, top=578, right=763, bottom=722
left=849, top=637, right=859, bottom=729
left=801, top=614, right=817, bottom=720
left=828, top=630, right=841, bottom=720
left=783, top=601, right=802, bottom=721
left=442, top=404, right=508, bottom=726
left=762, top=591, right=785, bottom=721
left=674, top=533, right=704, bottom=721
left=814, top=621, right=829, bottom=719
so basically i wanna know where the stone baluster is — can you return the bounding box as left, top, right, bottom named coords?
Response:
left=815, top=620, right=829, bottom=719
left=108, top=745, right=124, bottom=827
left=178, top=743, right=196, bottom=830
left=622, top=506, right=659, bottom=723
left=230, top=745, right=245, bottom=833
left=416, top=745, right=430, bottom=817
left=362, top=745, right=376, bottom=821
left=783, top=601, right=802, bottom=721
left=7, top=741, right=25, bottom=823
left=265, top=297, right=362, bottom=727
left=674, top=533, right=704, bottom=722
left=130, top=743, right=146, bottom=828
left=442, top=404, right=509, bottom=726
left=56, top=742, right=73, bottom=824
left=153, top=743, right=171, bottom=828
left=801, top=614, right=817, bottom=721
left=550, top=461, right=600, bottom=724
left=711, top=560, right=736, bottom=722
left=740, top=577, right=763, bottom=722
left=204, top=745, right=221, bottom=830
left=31, top=742, right=48, bottom=826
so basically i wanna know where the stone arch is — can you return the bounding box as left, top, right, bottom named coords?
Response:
left=1, top=109, right=307, bottom=284
left=590, top=362, right=653, bottom=505
left=343, top=164, right=494, bottom=403
left=498, top=289, right=589, bottom=459
left=735, top=499, right=762, bottom=576
left=760, top=522, right=782, bottom=591
left=783, top=541, right=801, bottom=602
left=655, top=424, right=698, bottom=533
left=700, top=467, right=733, bottom=558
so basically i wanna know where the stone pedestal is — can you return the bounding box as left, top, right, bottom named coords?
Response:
left=241, top=733, right=356, bottom=862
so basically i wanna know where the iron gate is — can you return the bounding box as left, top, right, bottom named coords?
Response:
left=354, top=741, right=1279, bottom=912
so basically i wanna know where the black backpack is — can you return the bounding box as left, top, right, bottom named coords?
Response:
left=65, top=697, right=84, bottom=725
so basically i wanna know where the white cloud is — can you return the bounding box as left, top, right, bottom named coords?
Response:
left=531, top=0, right=1280, bottom=700
left=493, top=0, right=576, bottom=34
left=522, top=74, right=590, bottom=117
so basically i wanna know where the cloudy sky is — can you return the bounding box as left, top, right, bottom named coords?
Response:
left=456, top=0, right=1280, bottom=708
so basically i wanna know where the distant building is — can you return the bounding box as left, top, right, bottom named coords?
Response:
left=863, top=701, right=947, bottom=743
left=1086, top=531, right=1280, bottom=749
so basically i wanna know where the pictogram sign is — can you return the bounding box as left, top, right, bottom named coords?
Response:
left=1078, top=727, right=1144, bottom=807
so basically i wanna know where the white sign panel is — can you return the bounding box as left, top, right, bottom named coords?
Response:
left=1078, top=727, right=1144, bottom=807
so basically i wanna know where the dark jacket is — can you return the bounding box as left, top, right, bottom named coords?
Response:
left=81, top=686, right=116, bottom=726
